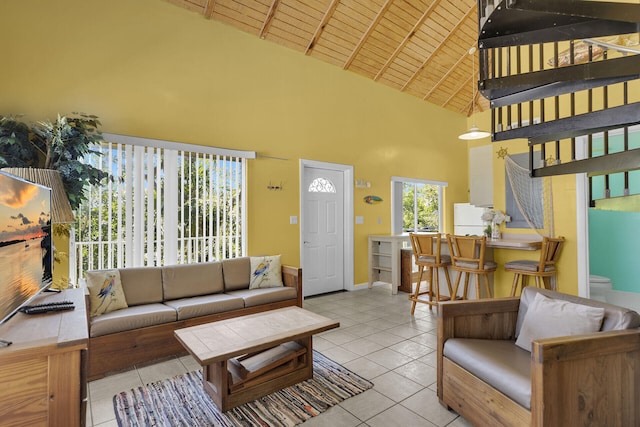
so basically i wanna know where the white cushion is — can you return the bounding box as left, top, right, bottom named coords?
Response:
left=515, top=292, right=605, bottom=352
left=249, top=255, right=283, bottom=289
left=86, top=269, right=129, bottom=317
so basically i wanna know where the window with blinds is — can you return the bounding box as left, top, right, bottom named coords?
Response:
left=72, top=136, right=249, bottom=281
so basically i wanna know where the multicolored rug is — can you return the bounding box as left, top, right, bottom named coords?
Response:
left=113, top=351, right=373, bottom=427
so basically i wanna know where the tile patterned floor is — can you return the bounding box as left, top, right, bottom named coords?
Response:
left=86, top=286, right=471, bottom=426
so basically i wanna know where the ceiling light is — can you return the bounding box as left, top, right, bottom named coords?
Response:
left=459, top=46, right=490, bottom=140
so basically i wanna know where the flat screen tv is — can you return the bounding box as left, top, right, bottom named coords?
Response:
left=0, top=170, right=53, bottom=325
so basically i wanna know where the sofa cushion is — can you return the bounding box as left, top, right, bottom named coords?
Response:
left=162, top=262, right=224, bottom=300
left=249, top=255, right=284, bottom=289
left=516, top=287, right=640, bottom=336
left=118, top=267, right=164, bottom=306
left=444, top=338, right=532, bottom=409
left=89, top=303, right=176, bottom=337
left=164, top=294, right=245, bottom=321
left=226, top=286, right=297, bottom=307
left=515, top=292, right=605, bottom=352
left=222, top=257, right=251, bottom=291
left=85, top=269, right=128, bottom=317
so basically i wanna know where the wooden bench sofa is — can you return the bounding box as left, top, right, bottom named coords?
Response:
left=85, top=257, right=302, bottom=380
left=437, top=286, right=640, bottom=426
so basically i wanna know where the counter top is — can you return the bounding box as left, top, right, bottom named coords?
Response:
left=486, top=236, right=542, bottom=250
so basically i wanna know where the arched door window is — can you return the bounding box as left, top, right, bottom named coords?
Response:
left=308, top=177, right=336, bottom=193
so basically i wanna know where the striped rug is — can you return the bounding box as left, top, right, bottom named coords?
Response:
left=113, top=351, right=373, bottom=427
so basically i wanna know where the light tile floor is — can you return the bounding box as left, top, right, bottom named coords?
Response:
left=87, top=286, right=472, bottom=426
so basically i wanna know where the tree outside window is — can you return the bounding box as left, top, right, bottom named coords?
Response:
left=403, top=183, right=440, bottom=232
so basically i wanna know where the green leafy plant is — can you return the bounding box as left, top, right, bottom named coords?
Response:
left=0, top=113, right=111, bottom=210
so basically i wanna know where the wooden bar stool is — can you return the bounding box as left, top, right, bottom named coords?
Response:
left=505, top=236, right=565, bottom=296
left=447, top=234, right=496, bottom=300
left=408, top=233, right=453, bottom=314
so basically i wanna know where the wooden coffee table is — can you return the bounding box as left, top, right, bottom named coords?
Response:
left=174, top=306, right=339, bottom=411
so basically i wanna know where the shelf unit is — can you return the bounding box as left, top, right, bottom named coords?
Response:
left=368, top=235, right=410, bottom=295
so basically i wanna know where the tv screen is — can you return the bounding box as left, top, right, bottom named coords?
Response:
left=0, top=170, right=53, bottom=324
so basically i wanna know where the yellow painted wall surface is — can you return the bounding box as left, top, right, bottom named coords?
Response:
left=0, top=0, right=470, bottom=286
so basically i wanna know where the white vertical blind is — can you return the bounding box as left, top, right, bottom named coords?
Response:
left=74, top=137, right=247, bottom=278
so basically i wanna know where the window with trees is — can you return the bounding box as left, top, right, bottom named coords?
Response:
left=72, top=134, right=253, bottom=281
left=391, top=177, right=446, bottom=235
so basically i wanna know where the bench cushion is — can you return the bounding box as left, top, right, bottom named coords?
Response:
left=90, top=303, right=176, bottom=337
left=118, top=267, right=164, bottom=306
left=164, top=294, right=245, bottom=320
left=162, top=262, right=224, bottom=300
left=222, top=257, right=251, bottom=291
left=444, top=338, right=532, bottom=409
left=226, top=286, right=297, bottom=307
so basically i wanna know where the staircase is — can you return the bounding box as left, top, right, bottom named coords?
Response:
left=476, top=0, right=640, bottom=188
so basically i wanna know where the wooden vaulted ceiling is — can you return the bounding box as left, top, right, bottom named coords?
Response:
left=169, top=0, right=490, bottom=116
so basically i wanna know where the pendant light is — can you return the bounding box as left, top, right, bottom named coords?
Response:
left=458, top=46, right=491, bottom=140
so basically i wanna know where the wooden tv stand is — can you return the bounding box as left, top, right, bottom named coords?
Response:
left=0, top=288, right=88, bottom=426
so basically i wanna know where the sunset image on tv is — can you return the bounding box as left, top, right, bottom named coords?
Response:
left=0, top=172, right=52, bottom=324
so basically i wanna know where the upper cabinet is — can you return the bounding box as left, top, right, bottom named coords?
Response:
left=469, top=145, right=493, bottom=207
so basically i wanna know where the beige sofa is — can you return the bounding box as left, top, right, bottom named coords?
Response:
left=86, top=257, right=302, bottom=380
left=437, top=287, right=640, bottom=426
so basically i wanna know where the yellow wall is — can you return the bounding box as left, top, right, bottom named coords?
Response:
left=0, top=0, right=470, bottom=286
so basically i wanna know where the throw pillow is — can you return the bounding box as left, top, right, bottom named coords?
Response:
left=249, top=255, right=283, bottom=289
left=515, top=292, right=605, bottom=352
left=86, top=269, right=129, bottom=317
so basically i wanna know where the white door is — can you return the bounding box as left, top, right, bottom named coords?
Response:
left=302, top=167, right=344, bottom=297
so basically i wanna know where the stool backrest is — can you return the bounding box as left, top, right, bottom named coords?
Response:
left=538, top=236, right=565, bottom=271
left=447, top=234, right=488, bottom=268
left=409, top=233, right=443, bottom=264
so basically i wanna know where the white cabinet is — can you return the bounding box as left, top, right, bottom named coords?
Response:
left=469, top=145, right=493, bottom=207
left=368, top=235, right=410, bottom=295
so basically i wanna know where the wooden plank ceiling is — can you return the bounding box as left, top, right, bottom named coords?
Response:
left=169, top=0, right=490, bottom=116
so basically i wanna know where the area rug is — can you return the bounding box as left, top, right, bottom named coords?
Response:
left=113, top=351, right=373, bottom=427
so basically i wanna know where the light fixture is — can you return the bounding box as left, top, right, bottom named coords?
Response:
left=458, top=46, right=491, bottom=140
left=1, top=168, right=75, bottom=223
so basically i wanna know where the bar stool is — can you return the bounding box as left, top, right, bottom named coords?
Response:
left=505, top=236, right=565, bottom=296
left=447, top=234, right=496, bottom=300
left=408, top=233, right=453, bottom=314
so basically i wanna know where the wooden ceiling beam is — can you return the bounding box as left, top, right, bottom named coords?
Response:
left=374, top=0, right=442, bottom=81
left=423, top=49, right=469, bottom=101
left=204, top=0, right=217, bottom=18
left=400, top=4, right=475, bottom=92
left=343, top=0, right=394, bottom=70
left=443, top=73, right=472, bottom=112
left=259, top=0, right=280, bottom=39
left=306, top=0, right=340, bottom=55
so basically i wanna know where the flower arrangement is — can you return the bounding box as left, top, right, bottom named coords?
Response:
left=481, top=209, right=511, bottom=239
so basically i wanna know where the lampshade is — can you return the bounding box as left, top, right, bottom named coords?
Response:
left=458, top=125, right=491, bottom=140
left=1, top=168, right=75, bottom=223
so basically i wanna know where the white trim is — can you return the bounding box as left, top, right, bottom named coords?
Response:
left=575, top=135, right=590, bottom=298
left=102, top=132, right=257, bottom=159
left=391, top=176, right=448, bottom=187
left=300, top=159, right=355, bottom=293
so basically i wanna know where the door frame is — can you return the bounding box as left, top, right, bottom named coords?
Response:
left=300, top=159, right=354, bottom=294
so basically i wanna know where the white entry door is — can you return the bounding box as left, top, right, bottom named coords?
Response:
left=302, top=166, right=345, bottom=297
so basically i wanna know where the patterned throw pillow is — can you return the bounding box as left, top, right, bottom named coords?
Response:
left=86, top=269, right=129, bottom=317
left=249, top=255, right=284, bottom=289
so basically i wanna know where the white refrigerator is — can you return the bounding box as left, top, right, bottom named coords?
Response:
left=453, top=203, right=486, bottom=236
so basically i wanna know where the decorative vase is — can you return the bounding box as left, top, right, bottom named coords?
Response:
left=491, top=220, right=501, bottom=240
